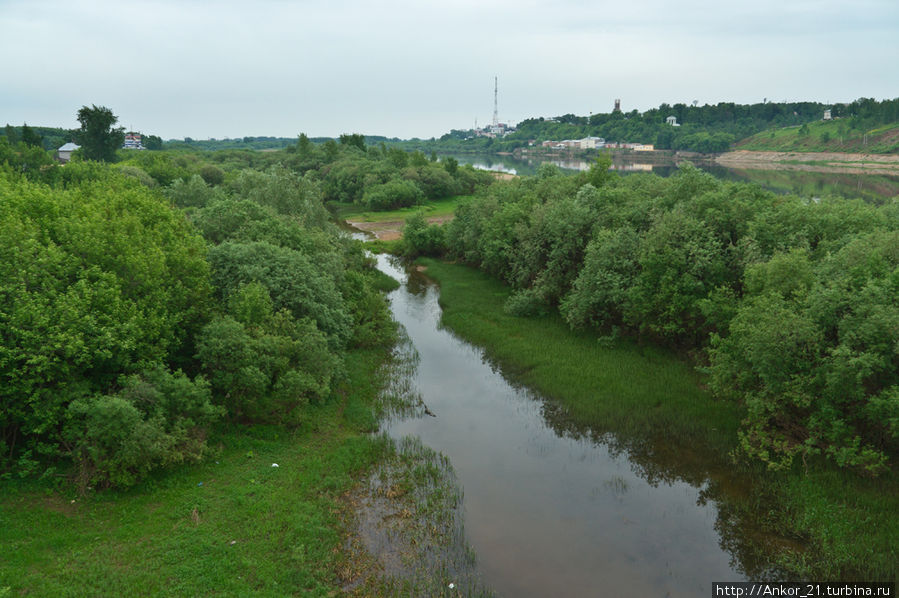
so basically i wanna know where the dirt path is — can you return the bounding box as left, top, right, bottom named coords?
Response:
left=346, top=215, right=454, bottom=241
left=716, top=150, right=899, bottom=175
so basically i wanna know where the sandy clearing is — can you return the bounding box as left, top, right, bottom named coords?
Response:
left=346, top=215, right=454, bottom=241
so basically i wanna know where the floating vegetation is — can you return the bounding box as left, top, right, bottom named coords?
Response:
left=373, top=326, right=427, bottom=424
left=342, top=436, right=493, bottom=597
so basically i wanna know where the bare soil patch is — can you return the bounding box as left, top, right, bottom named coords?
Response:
left=346, top=215, right=454, bottom=241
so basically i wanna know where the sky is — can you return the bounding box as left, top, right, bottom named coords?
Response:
left=2, top=0, right=898, bottom=140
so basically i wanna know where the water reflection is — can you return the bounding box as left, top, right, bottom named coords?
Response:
left=375, top=255, right=792, bottom=598
left=443, top=153, right=899, bottom=201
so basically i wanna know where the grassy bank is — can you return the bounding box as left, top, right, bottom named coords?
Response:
left=736, top=121, right=899, bottom=153
left=0, top=348, right=391, bottom=597
left=418, top=258, right=898, bottom=581
left=329, top=195, right=472, bottom=224
left=418, top=258, right=742, bottom=458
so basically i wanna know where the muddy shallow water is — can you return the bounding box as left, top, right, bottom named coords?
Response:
left=373, top=254, right=766, bottom=597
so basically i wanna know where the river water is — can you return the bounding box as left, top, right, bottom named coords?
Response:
left=445, top=152, right=899, bottom=203
left=375, top=254, right=753, bottom=598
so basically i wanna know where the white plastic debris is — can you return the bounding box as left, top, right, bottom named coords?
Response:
left=271, top=463, right=279, bottom=468
left=448, top=583, right=455, bottom=589
left=230, top=540, right=237, bottom=545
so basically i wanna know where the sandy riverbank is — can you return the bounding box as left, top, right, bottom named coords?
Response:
left=716, top=150, right=899, bottom=175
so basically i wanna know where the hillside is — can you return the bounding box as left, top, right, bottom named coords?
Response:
left=397, top=97, right=899, bottom=156
left=736, top=120, right=899, bottom=154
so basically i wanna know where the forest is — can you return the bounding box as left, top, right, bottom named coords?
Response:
left=403, top=157, right=899, bottom=475
left=2, top=125, right=896, bottom=482
left=0, top=133, right=403, bottom=490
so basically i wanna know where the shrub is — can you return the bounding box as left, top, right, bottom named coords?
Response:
left=362, top=178, right=423, bottom=210
left=166, top=174, right=220, bottom=208
left=402, top=213, right=446, bottom=257
left=199, top=164, right=225, bottom=186
left=64, top=368, right=221, bottom=490
left=196, top=312, right=339, bottom=425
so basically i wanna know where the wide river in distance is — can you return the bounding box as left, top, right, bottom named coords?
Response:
left=375, top=254, right=750, bottom=598
left=444, top=152, right=899, bottom=203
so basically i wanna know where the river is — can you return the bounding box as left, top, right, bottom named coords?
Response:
left=444, top=152, right=899, bottom=203
left=374, top=254, right=764, bottom=597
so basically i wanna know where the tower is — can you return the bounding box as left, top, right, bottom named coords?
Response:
left=614, top=98, right=621, bottom=112
left=492, top=76, right=499, bottom=127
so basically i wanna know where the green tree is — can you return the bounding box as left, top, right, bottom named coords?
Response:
left=143, top=134, right=163, bottom=150
left=339, top=133, right=366, bottom=152
left=297, top=133, right=313, bottom=159
left=4, top=123, right=18, bottom=144
left=443, top=156, right=459, bottom=175
left=0, top=169, right=211, bottom=476
left=20, top=123, right=42, bottom=148
left=199, top=164, right=225, bottom=186
left=75, top=105, right=125, bottom=162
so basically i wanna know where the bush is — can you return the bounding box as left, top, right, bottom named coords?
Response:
left=64, top=368, right=221, bottom=490
left=0, top=171, right=211, bottom=474
left=115, top=165, right=157, bottom=188
left=166, top=174, right=221, bottom=208
left=504, top=287, right=549, bottom=317
left=199, top=164, right=225, bottom=186
left=197, top=311, right=339, bottom=425
left=362, top=178, right=423, bottom=210
left=207, top=240, right=352, bottom=347
left=402, top=213, right=446, bottom=257
left=231, top=166, right=329, bottom=227
left=340, top=271, right=398, bottom=348
left=709, top=231, right=899, bottom=474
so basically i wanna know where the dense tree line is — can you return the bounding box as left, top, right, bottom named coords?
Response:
left=0, top=147, right=396, bottom=489
left=407, top=97, right=899, bottom=154
left=404, top=160, right=899, bottom=475
left=270, top=134, right=494, bottom=210
left=166, top=134, right=401, bottom=152
left=3, top=124, right=73, bottom=153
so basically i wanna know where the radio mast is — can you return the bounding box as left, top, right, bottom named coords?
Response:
left=492, top=76, right=499, bottom=127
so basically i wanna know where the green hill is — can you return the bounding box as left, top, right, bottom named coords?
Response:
left=735, top=120, right=899, bottom=154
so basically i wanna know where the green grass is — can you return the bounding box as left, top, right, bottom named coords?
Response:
left=0, top=348, right=392, bottom=597
left=418, top=258, right=741, bottom=456
left=329, top=195, right=472, bottom=223
left=736, top=121, right=899, bottom=154
left=362, top=238, right=404, bottom=255
left=419, top=258, right=899, bottom=581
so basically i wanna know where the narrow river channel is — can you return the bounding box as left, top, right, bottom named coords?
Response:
left=374, top=254, right=749, bottom=598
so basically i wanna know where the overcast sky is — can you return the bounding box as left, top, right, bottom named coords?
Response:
left=2, top=0, right=898, bottom=140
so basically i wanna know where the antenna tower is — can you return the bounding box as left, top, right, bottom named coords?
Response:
left=492, top=76, right=499, bottom=127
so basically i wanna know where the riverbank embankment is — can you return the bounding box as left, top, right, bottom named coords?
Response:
left=716, top=150, right=899, bottom=175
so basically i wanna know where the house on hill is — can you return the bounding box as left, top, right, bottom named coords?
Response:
left=57, top=142, right=80, bottom=163
left=123, top=132, right=144, bottom=149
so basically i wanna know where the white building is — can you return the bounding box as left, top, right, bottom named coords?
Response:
left=666, top=116, right=680, bottom=127
left=579, top=137, right=605, bottom=149
left=122, top=132, right=143, bottom=150
left=57, top=142, right=80, bottom=163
